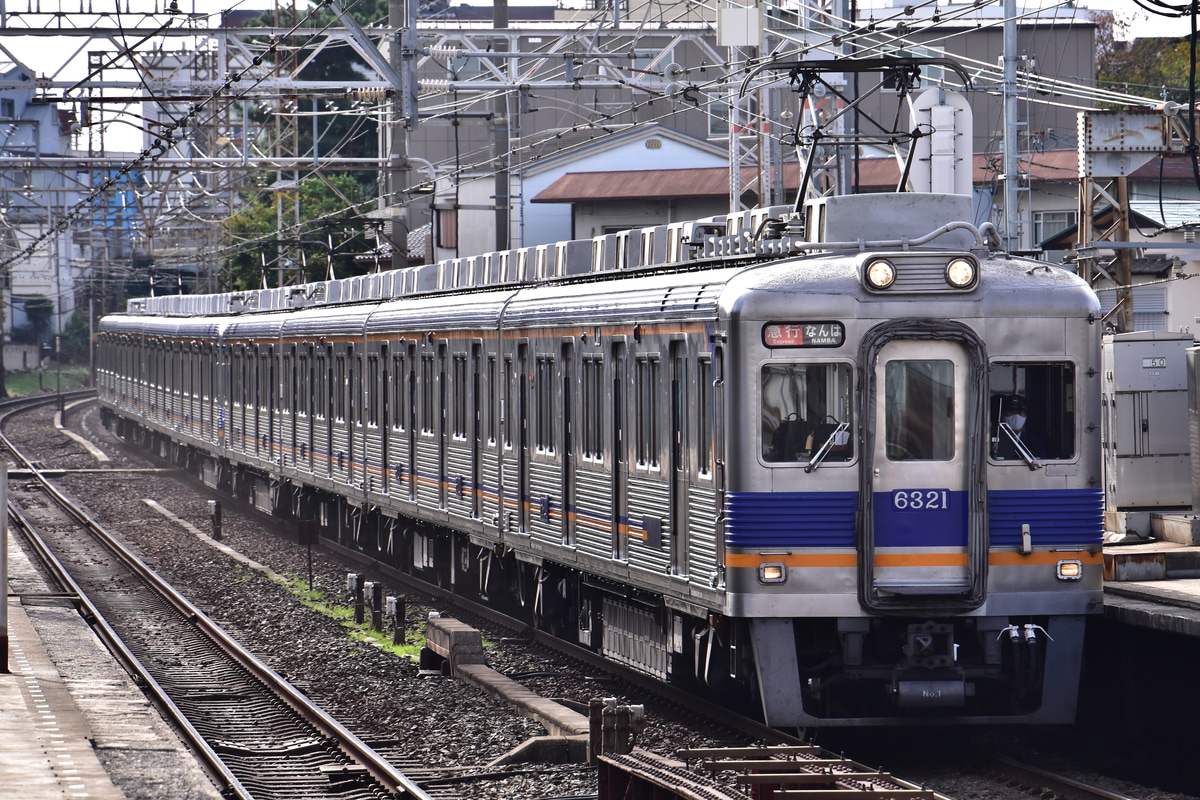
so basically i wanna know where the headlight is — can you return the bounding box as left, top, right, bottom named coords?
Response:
left=946, top=257, right=977, bottom=288
left=758, top=563, right=787, bottom=584
left=865, top=259, right=896, bottom=289
left=1056, top=560, right=1083, bottom=581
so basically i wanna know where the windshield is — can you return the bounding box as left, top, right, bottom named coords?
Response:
left=762, top=363, right=853, bottom=463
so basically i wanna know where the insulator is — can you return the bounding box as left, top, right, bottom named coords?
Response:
left=426, top=46, right=464, bottom=60
left=350, top=87, right=392, bottom=101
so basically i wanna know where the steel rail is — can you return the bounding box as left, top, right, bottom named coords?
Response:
left=4, top=501, right=254, bottom=799
left=2, top=393, right=435, bottom=800
left=987, top=755, right=1143, bottom=800
left=323, top=536, right=804, bottom=748
left=1, top=394, right=250, bottom=798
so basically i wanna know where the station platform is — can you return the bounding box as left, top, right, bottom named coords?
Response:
left=1102, top=518, right=1200, bottom=637
left=1, top=532, right=223, bottom=800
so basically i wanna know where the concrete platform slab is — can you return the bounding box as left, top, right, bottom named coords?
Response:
left=2, top=592, right=126, bottom=800
left=1103, top=538, right=1200, bottom=581
left=3, top=531, right=224, bottom=800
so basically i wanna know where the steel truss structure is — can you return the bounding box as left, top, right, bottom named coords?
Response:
left=0, top=1, right=787, bottom=299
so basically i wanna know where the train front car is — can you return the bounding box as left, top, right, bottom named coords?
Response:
left=722, top=193, right=1104, bottom=727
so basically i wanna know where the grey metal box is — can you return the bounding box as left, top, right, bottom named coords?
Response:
left=1103, top=331, right=1193, bottom=510
left=1189, top=346, right=1200, bottom=513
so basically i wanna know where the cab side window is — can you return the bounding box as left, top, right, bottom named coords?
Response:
left=989, top=361, right=1076, bottom=461
left=762, top=363, right=853, bottom=463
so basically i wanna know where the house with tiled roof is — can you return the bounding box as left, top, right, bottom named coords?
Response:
left=530, top=147, right=1200, bottom=334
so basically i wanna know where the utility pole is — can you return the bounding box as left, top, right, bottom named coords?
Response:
left=718, top=2, right=760, bottom=214
left=493, top=0, right=510, bottom=251
left=388, top=0, right=414, bottom=268
left=1001, top=0, right=1022, bottom=251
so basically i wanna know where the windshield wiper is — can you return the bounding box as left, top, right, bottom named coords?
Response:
left=997, top=422, right=1041, bottom=470
left=805, top=422, right=850, bottom=473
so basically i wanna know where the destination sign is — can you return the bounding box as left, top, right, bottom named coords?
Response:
left=762, top=321, right=846, bottom=348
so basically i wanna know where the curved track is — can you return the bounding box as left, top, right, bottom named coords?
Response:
left=3, top=394, right=434, bottom=800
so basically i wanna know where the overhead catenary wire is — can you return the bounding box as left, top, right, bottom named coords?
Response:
left=0, top=0, right=369, bottom=272
left=200, top=2, right=1189, bottom=268
left=7, top=0, right=1193, bottom=278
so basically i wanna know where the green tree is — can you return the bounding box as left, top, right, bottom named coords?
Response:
left=244, top=0, right=386, bottom=195
left=221, top=173, right=376, bottom=291
left=1093, top=10, right=1191, bottom=106
left=22, top=296, right=54, bottom=345
left=60, top=308, right=93, bottom=364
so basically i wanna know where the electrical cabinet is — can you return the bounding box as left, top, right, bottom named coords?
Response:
left=1103, top=331, right=1193, bottom=510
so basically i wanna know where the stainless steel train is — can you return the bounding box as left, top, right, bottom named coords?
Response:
left=96, top=190, right=1105, bottom=727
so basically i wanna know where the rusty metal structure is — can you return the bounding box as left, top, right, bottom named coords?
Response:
left=1075, top=108, right=1197, bottom=332
left=598, top=745, right=949, bottom=800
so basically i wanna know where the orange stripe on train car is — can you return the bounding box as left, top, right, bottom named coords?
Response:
left=725, top=551, right=1102, bottom=569
left=725, top=553, right=858, bottom=568
left=989, top=551, right=1102, bottom=566
left=873, top=553, right=969, bottom=567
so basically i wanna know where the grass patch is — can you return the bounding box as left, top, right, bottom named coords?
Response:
left=349, top=627, right=426, bottom=660
left=4, top=365, right=92, bottom=397
left=271, top=571, right=425, bottom=659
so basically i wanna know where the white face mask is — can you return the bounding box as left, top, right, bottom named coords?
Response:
left=1004, top=412, right=1026, bottom=433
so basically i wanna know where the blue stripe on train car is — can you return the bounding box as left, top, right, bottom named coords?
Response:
left=986, top=488, right=1104, bottom=547
left=873, top=490, right=968, bottom=548
left=724, top=491, right=858, bottom=549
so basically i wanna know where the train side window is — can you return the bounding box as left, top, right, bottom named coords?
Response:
left=420, top=354, right=435, bottom=434
left=239, top=347, right=249, bottom=408
left=452, top=353, right=467, bottom=439
left=282, top=350, right=292, bottom=414
left=334, top=354, right=346, bottom=422
left=487, top=355, right=498, bottom=445
left=989, top=361, right=1076, bottom=461
left=762, top=363, right=853, bottom=463
left=246, top=347, right=255, bottom=412
left=581, top=356, right=603, bottom=462
left=367, top=354, right=380, bottom=428
left=391, top=352, right=405, bottom=432
left=297, top=348, right=309, bottom=417
left=502, top=355, right=514, bottom=449
left=261, top=348, right=272, bottom=413
left=535, top=354, right=556, bottom=454
left=635, top=355, right=661, bottom=469
left=350, top=350, right=359, bottom=426
left=698, top=357, right=713, bottom=477
left=314, top=349, right=326, bottom=420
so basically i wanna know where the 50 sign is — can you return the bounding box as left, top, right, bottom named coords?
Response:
left=892, top=489, right=951, bottom=510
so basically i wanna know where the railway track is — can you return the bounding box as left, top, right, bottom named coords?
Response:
left=984, top=756, right=1144, bottom=800
left=323, top=534, right=803, bottom=747
left=7, top=392, right=1173, bottom=800
left=2, top=395, right=436, bottom=800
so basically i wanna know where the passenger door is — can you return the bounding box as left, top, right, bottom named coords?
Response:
left=864, top=337, right=984, bottom=609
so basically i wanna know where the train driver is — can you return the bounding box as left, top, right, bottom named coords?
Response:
left=994, top=394, right=1036, bottom=460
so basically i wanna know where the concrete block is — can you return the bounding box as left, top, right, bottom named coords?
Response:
left=424, top=614, right=486, bottom=671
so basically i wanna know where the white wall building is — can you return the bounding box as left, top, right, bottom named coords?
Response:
left=430, top=124, right=728, bottom=263
left=0, top=61, right=85, bottom=349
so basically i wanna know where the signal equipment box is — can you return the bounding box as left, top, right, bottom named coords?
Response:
left=1103, top=331, right=1193, bottom=517
left=1189, top=346, right=1200, bottom=514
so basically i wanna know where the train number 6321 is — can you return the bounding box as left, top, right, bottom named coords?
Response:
left=892, top=489, right=951, bottom=510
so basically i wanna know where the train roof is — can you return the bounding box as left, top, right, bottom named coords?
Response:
left=113, top=194, right=1012, bottom=322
